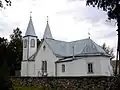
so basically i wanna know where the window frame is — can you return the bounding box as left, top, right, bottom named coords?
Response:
left=87, top=63, right=94, bottom=74
left=30, top=39, right=35, bottom=48
left=41, top=60, right=47, bottom=74
left=62, top=64, right=65, bottom=73
left=24, top=39, right=27, bottom=48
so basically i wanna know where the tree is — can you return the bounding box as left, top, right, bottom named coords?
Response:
left=102, top=43, right=115, bottom=60
left=0, top=37, right=8, bottom=68
left=0, top=0, right=11, bottom=8
left=7, top=27, right=23, bottom=76
left=0, top=37, right=13, bottom=90
left=86, top=0, right=120, bottom=75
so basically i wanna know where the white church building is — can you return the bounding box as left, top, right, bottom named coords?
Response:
left=21, top=16, right=113, bottom=77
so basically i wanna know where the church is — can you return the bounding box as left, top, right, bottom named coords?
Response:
left=21, top=16, right=113, bottom=77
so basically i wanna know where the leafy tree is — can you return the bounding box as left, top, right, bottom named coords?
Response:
left=7, top=27, right=23, bottom=76
left=0, top=37, right=13, bottom=90
left=102, top=43, right=115, bottom=60
left=0, top=0, right=11, bottom=8
left=86, top=0, right=120, bottom=75
left=0, top=37, right=8, bottom=68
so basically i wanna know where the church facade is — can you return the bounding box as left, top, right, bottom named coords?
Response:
left=21, top=17, right=113, bottom=77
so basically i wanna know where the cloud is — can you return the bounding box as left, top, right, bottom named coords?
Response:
left=0, top=0, right=117, bottom=57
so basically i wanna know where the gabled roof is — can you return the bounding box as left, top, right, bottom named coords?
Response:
left=25, top=17, right=36, bottom=36
left=45, top=38, right=109, bottom=57
left=43, top=21, right=53, bottom=39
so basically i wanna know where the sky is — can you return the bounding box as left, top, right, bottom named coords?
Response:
left=0, top=0, right=118, bottom=57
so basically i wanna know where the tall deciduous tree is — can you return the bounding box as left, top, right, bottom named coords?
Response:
left=0, top=37, right=8, bottom=67
left=86, top=0, right=120, bottom=75
left=0, top=37, right=12, bottom=90
left=7, top=27, right=23, bottom=75
left=102, top=43, right=115, bottom=60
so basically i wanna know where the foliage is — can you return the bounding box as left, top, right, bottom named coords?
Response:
left=0, top=37, right=8, bottom=67
left=86, top=0, right=120, bottom=20
left=0, top=27, right=41, bottom=89
left=6, top=27, right=23, bottom=75
left=10, top=76, right=120, bottom=90
left=0, top=0, right=11, bottom=8
left=102, top=43, right=115, bottom=60
left=0, top=37, right=13, bottom=90
left=0, top=27, right=41, bottom=76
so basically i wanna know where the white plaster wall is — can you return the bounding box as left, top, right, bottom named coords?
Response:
left=35, top=40, right=58, bottom=76
left=56, top=59, right=86, bottom=76
left=21, top=61, right=27, bottom=76
left=57, top=56, right=111, bottom=76
left=85, top=57, right=101, bottom=76
left=100, top=57, right=113, bottom=76
left=28, top=61, right=35, bottom=76
left=21, top=61, right=35, bottom=76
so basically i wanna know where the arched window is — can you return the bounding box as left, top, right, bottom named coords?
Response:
left=31, top=39, right=35, bottom=47
left=24, top=39, right=27, bottom=48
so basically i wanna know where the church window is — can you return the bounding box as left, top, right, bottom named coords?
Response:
left=62, top=64, right=65, bottom=72
left=31, top=39, right=35, bottom=47
left=41, top=60, right=47, bottom=75
left=24, top=39, right=27, bottom=48
left=88, top=63, right=93, bottom=73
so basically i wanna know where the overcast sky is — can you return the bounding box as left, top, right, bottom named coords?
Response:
left=0, top=0, right=118, bottom=57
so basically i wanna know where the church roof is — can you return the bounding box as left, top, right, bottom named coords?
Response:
left=45, top=38, right=109, bottom=57
left=43, top=20, right=53, bottom=39
left=25, top=17, right=36, bottom=36
left=29, top=38, right=109, bottom=60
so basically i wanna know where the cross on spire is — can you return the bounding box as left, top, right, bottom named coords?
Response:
left=30, top=11, right=32, bottom=18
left=88, top=32, right=90, bottom=39
left=47, top=16, right=48, bottom=23
left=88, top=28, right=91, bottom=39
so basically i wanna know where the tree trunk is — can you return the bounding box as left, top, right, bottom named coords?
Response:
left=115, top=44, right=118, bottom=75
left=117, top=13, right=120, bottom=75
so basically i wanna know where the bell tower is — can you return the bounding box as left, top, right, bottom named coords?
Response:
left=21, top=15, right=37, bottom=76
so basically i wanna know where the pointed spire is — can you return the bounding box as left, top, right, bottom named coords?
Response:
left=25, top=12, right=36, bottom=36
left=43, top=16, right=53, bottom=39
